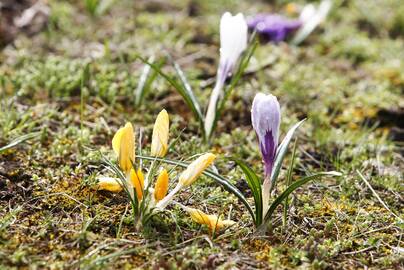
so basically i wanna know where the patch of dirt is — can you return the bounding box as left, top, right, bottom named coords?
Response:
left=0, top=156, right=33, bottom=203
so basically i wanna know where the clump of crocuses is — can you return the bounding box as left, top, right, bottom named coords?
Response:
left=95, top=110, right=235, bottom=233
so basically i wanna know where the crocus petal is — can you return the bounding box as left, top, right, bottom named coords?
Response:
left=154, top=168, right=169, bottom=202
left=151, top=109, right=169, bottom=157
left=178, top=153, right=216, bottom=187
left=247, top=14, right=301, bottom=42
left=130, top=168, right=144, bottom=201
left=251, top=93, right=281, bottom=177
left=184, top=206, right=236, bottom=233
left=220, top=12, right=248, bottom=74
left=112, top=126, right=124, bottom=157
left=299, top=4, right=316, bottom=24
left=95, top=176, right=122, bottom=193
left=137, top=168, right=144, bottom=186
left=112, top=122, right=135, bottom=173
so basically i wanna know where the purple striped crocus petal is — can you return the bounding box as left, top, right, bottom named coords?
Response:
left=247, top=14, right=302, bottom=42
left=251, top=93, right=281, bottom=177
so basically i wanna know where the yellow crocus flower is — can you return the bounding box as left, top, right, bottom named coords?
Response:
left=154, top=168, right=169, bottom=201
left=130, top=168, right=144, bottom=201
left=112, top=122, right=135, bottom=173
left=185, top=207, right=235, bottom=233
left=179, top=153, right=216, bottom=187
left=95, top=176, right=122, bottom=192
left=151, top=109, right=169, bottom=157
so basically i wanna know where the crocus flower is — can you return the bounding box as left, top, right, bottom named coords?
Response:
left=156, top=153, right=216, bottom=209
left=205, top=12, right=248, bottom=138
left=154, top=168, right=169, bottom=202
left=251, top=93, right=281, bottom=216
left=184, top=206, right=235, bottom=234
left=112, top=122, right=135, bottom=173
left=130, top=168, right=144, bottom=201
left=251, top=93, right=281, bottom=178
left=112, top=122, right=136, bottom=199
left=248, top=0, right=332, bottom=43
left=178, top=153, right=216, bottom=187
left=292, top=0, right=332, bottom=44
left=151, top=109, right=169, bottom=157
left=95, top=176, right=122, bottom=193
left=247, top=14, right=301, bottom=42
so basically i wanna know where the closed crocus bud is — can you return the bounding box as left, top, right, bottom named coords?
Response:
left=204, top=12, right=248, bottom=138
left=251, top=93, right=281, bottom=178
left=179, top=153, right=216, bottom=187
left=154, top=168, right=169, bottom=202
left=112, top=122, right=135, bottom=173
left=184, top=206, right=235, bottom=234
left=293, top=0, right=332, bottom=44
left=155, top=153, right=216, bottom=210
left=95, top=176, right=122, bottom=193
left=219, top=12, right=248, bottom=77
left=130, top=168, right=144, bottom=201
left=151, top=109, right=169, bottom=157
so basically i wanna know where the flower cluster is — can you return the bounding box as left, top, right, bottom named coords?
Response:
left=96, top=110, right=234, bottom=233
left=91, top=6, right=340, bottom=235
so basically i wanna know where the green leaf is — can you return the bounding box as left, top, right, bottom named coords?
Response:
left=135, top=56, right=205, bottom=136
left=0, top=132, right=40, bottom=153
left=283, top=138, right=298, bottom=229
left=270, top=119, right=306, bottom=193
left=135, top=57, right=165, bottom=106
left=231, top=158, right=262, bottom=226
left=136, top=154, right=256, bottom=224
left=262, top=171, right=342, bottom=228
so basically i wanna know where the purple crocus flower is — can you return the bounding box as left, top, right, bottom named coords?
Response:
left=251, top=93, right=281, bottom=177
left=247, top=14, right=301, bottom=42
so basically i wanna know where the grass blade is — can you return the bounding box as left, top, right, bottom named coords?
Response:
left=283, top=138, right=298, bottom=229
left=135, top=57, right=165, bottom=106
left=262, top=171, right=342, bottom=227
left=0, top=132, right=40, bottom=153
left=231, top=158, right=262, bottom=226
left=136, top=154, right=255, bottom=224
left=135, top=56, right=205, bottom=135
left=270, top=119, right=306, bottom=193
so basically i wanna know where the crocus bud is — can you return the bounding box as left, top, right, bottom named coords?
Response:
left=112, top=122, right=135, bottom=173
left=293, top=0, right=332, bottom=44
left=184, top=206, right=235, bottom=234
left=154, top=168, right=169, bottom=202
left=155, top=153, right=216, bottom=210
left=179, top=153, right=216, bottom=187
left=95, top=176, right=122, bottom=193
left=219, top=12, right=248, bottom=77
left=251, top=93, right=281, bottom=177
left=130, top=168, right=144, bottom=201
left=204, top=12, right=248, bottom=138
left=151, top=109, right=169, bottom=157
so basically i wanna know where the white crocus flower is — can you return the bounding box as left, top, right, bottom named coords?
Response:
left=293, top=0, right=332, bottom=44
left=204, top=12, right=248, bottom=138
